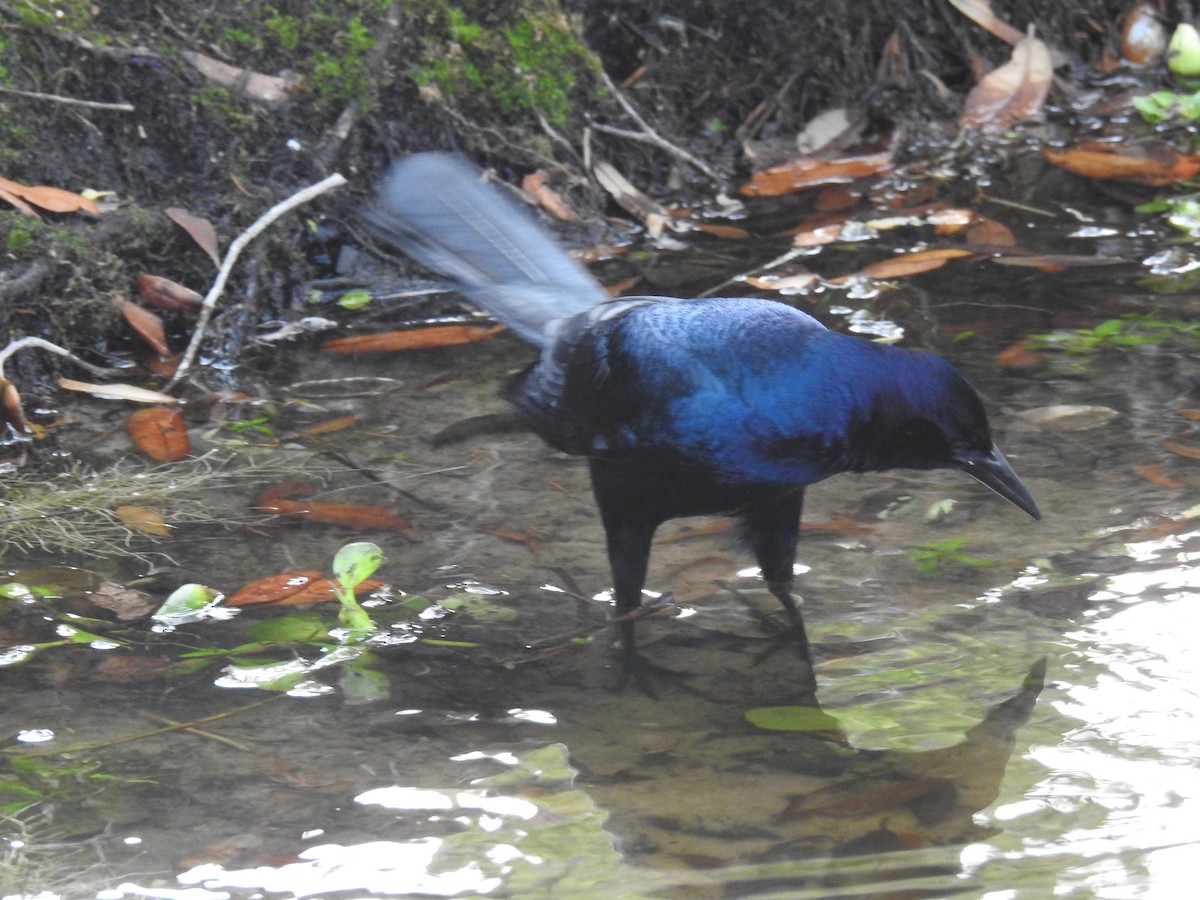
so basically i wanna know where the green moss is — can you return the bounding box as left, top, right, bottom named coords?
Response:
left=3, top=215, right=43, bottom=257
left=411, top=2, right=602, bottom=131
left=180, top=2, right=392, bottom=123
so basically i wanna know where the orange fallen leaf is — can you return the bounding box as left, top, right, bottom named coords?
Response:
left=0, top=184, right=37, bottom=216
left=1041, top=144, right=1200, bottom=185
left=856, top=247, right=975, bottom=280
left=293, top=415, right=360, bottom=437
left=126, top=406, right=191, bottom=462
left=740, top=151, right=894, bottom=197
left=990, top=253, right=1128, bottom=272
left=115, top=505, right=172, bottom=537
left=322, top=324, right=503, bottom=354
left=1161, top=438, right=1200, bottom=461
left=272, top=577, right=385, bottom=606
left=1133, top=463, right=1186, bottom=490
left=692, top=222, right=751, bottom=240
left=137, top=274, right=204, bottom=311
left=522, top=170, right=577, bottom=221
left=1, top=379, right=29, bottom=434
left=995, top=340, right=1048, bottom=367
left=966, top=217, right=1017, bottom=247
left=813, top=186, right=861, bottom=213
left=252, top=482, right=317, bottom=507
left=257, top=497, right=420, bottom=539
left=0, top=175, right=99, bottom=214
left=226, top=570, right=325, bottom=606
left=115, top=298, right=170, bottom=356
left=1176, top=409, right=1200, bottom=422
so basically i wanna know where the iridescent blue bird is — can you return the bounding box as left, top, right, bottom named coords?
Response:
left=361, top=153, right=1040, bottom=688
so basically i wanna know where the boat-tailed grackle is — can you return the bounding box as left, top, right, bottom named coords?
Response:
left=361, top=153, right=1041, bottom=690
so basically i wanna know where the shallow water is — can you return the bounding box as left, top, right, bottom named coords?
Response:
left=2, top=179, right=1199, bottom=899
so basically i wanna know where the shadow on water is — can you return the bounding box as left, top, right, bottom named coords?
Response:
left=3, top=177, right=1200, bottom=898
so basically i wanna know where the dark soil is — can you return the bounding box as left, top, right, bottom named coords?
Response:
left=0, top=0, right=1155, bottom=398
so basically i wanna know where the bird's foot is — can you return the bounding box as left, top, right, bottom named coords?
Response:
left=750, top=631, right=818, bottom=695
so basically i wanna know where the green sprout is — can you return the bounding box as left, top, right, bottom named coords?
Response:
left=906, top=538, right=996, bottom=576
left=331, top=540, right=385, bottom=639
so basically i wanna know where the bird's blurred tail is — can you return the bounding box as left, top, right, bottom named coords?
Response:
left=360, top=153, right=608, bottom=346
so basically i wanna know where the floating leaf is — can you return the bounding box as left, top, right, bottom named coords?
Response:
left=127, top=406, right=191, bottom=461
left=1041, top=144, right=1200, bottom=185
left=855, top=247, right=974, bottom=280
left=740, top=152, right=893, bottom=197
left=321, top=324, right=504, bottom=354
left=227, top=570, right=325, bottom=607
left=152, top=583, right=223, bottom=623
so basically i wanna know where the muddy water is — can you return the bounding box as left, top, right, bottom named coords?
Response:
left=3, top=193, right=1200, bottom=898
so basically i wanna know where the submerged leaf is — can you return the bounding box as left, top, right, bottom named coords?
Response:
left=126, top=406, right=191, bottom=462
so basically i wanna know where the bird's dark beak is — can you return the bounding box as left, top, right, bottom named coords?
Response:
left=953, top=446, right=1041, bottom=520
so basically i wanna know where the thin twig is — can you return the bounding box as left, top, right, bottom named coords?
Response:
left=0, top=85, right=134, bottom=111
left=2, top=696, right=283, bottom=758
left=168, top=172, right=347, bottom=387
left=136, top=712, right=255, bottom=752
left=593, top=69, right=723, bottom=184
left=0, top=336, right=119, bottom=380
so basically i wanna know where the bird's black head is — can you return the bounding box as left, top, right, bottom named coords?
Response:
left=861, top=352, right=1040, bottom=520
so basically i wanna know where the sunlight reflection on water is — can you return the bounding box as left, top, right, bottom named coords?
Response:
left=969, top=541, right=1200, bottom=898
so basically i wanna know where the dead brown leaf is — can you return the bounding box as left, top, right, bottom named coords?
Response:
left=137, top=274, right=204, bottom=311
left=522, top=169, right=578, bottom=221
left=0, top=175, right=99, bottom=214
left=115, top=298, right=170, bottom=356
left=116, top=505, right=172, bottom=538
left=960, top=34, right=1053, bottom=129
left=321, top=324, right=503, bottom=353
left=1041, top=144, right=1200, bottom=185
left=740, top=152, right=894, bottom=197
left=165, top=207, right=221, bottom=266
left=126, top=406, right=191, bottom=462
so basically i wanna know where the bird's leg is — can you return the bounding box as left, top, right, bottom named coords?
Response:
left=743, top=489, right=816, bottom=675
left=601, top=516, right=661, bottom=693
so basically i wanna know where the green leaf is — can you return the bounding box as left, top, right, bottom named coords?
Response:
left=745, top=705, right=843, bottom=732
left=244, top=611, right=331, bottom=645
left=332, top=542, right=385, bottom=592
left=336, top=289, right=372, bottom=310
left=153, top=583, right=223, bottom=622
